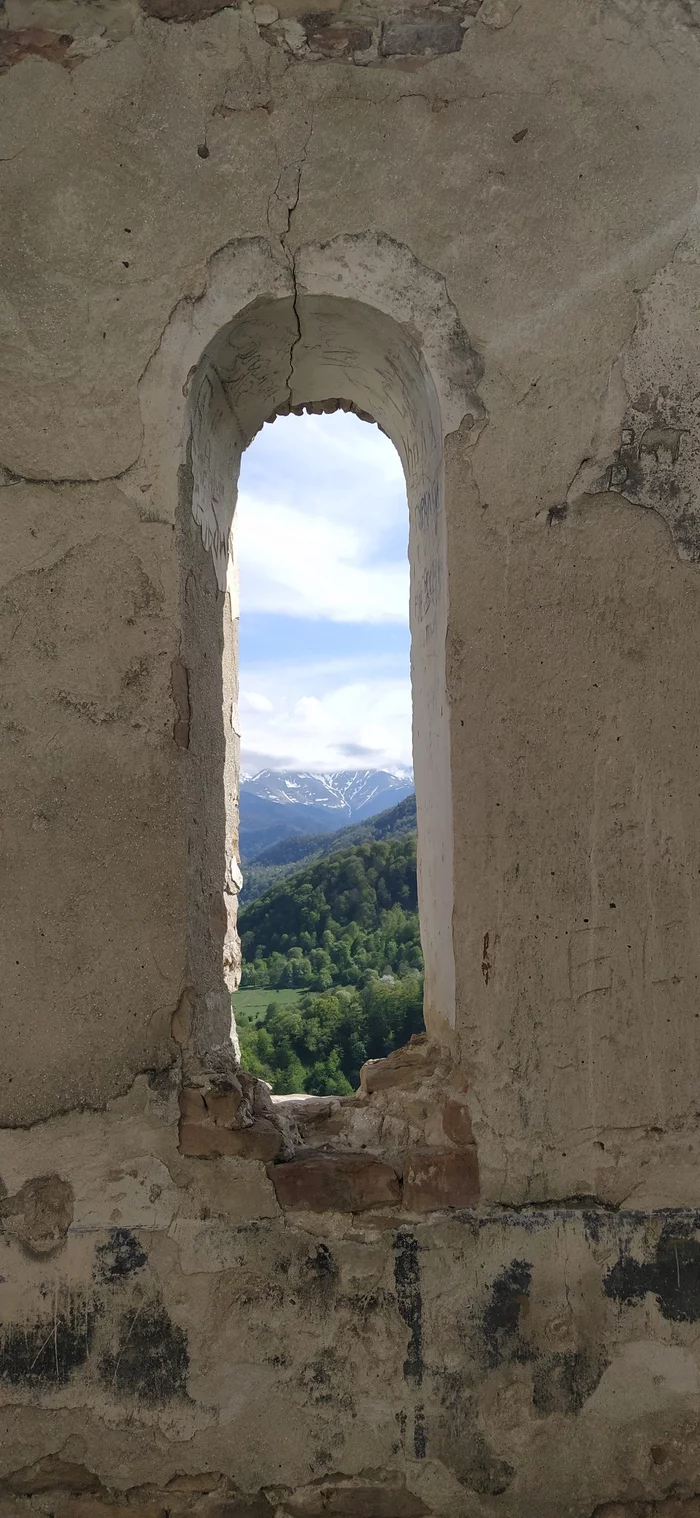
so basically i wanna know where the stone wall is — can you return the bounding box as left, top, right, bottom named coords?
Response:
left=5, top=0, right=700, bottom=1510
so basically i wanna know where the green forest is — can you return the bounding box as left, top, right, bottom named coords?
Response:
left=238, top=836, right=422, bottom=991
left=235, top=830, right=424, bottom=1094
left=240, top=793, right=417, bottom=904
left=238, top=975, right=423, bottom=1095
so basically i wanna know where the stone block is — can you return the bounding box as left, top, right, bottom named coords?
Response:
left=179, top=1118, right=282, bottom=1161
left=267, top=1151, right=400, bottom=1212
left=402, top=1148, right=479, bottom=1211
left=56, top=1501, right=166, bottom=1518
left=379, top=13, right=463, bottom=56
left=305, top=21, right=372, bottom=55
left=204, top=1087, right=243, bottom=1126
left=477, top=0, right=521, bottom=27
left=360, top=1037, right=440, bottom=1094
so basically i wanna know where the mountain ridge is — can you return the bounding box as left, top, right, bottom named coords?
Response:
left=239, top=767, right=414, bottom=861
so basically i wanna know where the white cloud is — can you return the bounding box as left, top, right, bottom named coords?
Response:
left=236, top=412, right=413, bottom=769
left=240, top=655, right=412, bottom=773
left=294, top=695, right=324, bottom=722
left=235, top=411, right=409, bottom=624
left=241, top=691, right=273, bottom=713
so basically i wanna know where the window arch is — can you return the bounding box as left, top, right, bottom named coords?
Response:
left=137, top=233, right=484, bottom=1066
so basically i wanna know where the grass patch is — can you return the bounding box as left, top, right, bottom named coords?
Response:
left=232, top=987, right=301, bottom=1028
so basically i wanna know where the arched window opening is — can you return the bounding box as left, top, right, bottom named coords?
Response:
left=158, top=240, right=484, bottom=1081
left=231, top=407, right=421, bottom=1096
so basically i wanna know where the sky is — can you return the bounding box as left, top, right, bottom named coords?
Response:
left=235, top=410, right=413, bottom=776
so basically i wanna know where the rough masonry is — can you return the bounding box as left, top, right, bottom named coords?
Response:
left=4, top=0, right=700, bottom=1514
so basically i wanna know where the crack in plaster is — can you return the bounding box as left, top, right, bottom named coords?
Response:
left=264, top=110, right=315, bottom=402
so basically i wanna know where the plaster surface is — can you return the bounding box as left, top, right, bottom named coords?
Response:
left=4, top=0, right=700, bottom=1509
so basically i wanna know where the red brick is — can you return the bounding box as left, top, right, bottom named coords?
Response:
left=267, top=1151, right=400, bottom=1212
left=402, top=1148, right=479, bottom=1212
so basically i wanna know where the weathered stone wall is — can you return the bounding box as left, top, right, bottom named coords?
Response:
left=5, top=0, right=700, bottom=1510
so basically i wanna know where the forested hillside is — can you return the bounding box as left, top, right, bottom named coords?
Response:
left=238, top=835, right=421, bottom=991
left=236, top=830, right=425, bottom=1095
left=239, top=976, right=423, bottom=1095
left=240, top=793, right=416, bottom=904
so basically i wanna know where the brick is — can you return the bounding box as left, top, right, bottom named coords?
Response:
left=305, top=21, right=372, bottom=54
left=442, top=1098, right=475, bottom=1147
left=179, top=1118, right=282, bottom=1161
left=267, top=1151, right=400, bottom=1212
left=595, top=1508, right=700, bottom=1518
left=325, top=1487, right=429, bottom=1518
left=402, top=1148, right=479, bottom=1212
left=379, top=13, right=463, bottom=56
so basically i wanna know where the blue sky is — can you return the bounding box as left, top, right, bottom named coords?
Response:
left=235, top=411, right=412, bottom=774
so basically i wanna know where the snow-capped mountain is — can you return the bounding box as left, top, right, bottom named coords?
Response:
left=243, top=769, right=413, bottom=815
left=238, top=769, right=414, bottom=861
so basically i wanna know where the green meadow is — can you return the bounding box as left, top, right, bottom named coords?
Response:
left=232, top=987, right=301, bottom=1028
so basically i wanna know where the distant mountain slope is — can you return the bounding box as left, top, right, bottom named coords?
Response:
left=255, top=793, right=417, bottom=867
left=239, top=791, right=340, bottom=864
left=240, top=793, right=417, bottom=904
left=239, top=768, right=414, bottom=861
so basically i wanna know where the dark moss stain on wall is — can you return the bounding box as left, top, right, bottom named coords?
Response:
left=413, top=1403, right=426, bottom=1458
left=532, top=1348, right=607, bottom=1416
left=431, top=1373, right=514, bottom=1494
left=0, top=1293, right=98, bottom=1386
left=604, top=1219, right=700, bottom=1322
left=481, top=1259, right=533, bottom=1368
left=394, top=1232, right=423, bottom=1386
left=98, top=1301, right=189, bottom=1402
left=94, top=1229, right=148, bottom=1283
left=462, top=1434, right=515, bottom=1496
